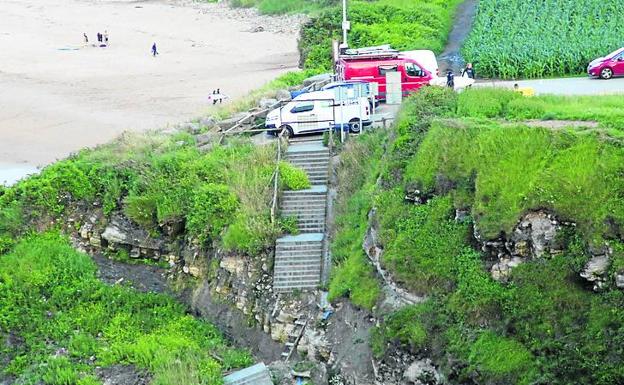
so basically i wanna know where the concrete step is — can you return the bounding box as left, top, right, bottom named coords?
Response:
left=283, top=186, right=327, bottom=196
left=288, top=157, right=329, bottom=165
left=280, top=203, right=326, bottom=210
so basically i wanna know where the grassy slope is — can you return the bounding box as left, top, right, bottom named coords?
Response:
left=0, top=233, right=252, bottom=384
left=0, top=72, right=313, bottom=382
left=332, top=88, right=624, bottom=384
left=463, top=0, right=624, bottom=79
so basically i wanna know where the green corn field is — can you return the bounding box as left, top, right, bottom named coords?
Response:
left=463, top=0, right=624, bottom=79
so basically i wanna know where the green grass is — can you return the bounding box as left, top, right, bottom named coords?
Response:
left=299, top=0, right=463, bottom=71
left=330, top=87, right=624, bottom=384
left=463, top=0, right=624, bottom=79
left=457, top=88, right=624, bottom=132
left=230, top=0, right=337, bottom=14
left=0, top=233, right=251, bottom=384
left=328, top=131, right=386, bottom=309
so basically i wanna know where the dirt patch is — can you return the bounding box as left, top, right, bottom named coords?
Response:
left=93, top=254, right=170, bottom=294
left=521, top=119, right=600, bottom=129
left=324, top=301, right=375, bottom=384
left=438, top=0, right=479, bottom=74
left=190, top=281, right=284, bottom=362
left=96, top=365, right=151, bottom=385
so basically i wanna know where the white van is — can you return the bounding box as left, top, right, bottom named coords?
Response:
left=265, top=90, right=371, bottom=137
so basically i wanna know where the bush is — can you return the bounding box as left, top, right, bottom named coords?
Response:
left=279, top=162, right=311, bottom=190
left=186, top=184, right=238, bottom=243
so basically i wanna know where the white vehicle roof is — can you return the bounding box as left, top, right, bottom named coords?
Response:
left=293, top=90, right=336, bottom=101
left=401, top=50, right=439, bottom=75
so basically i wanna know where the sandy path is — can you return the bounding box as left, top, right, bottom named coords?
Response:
left=0, top=0, right=300, bottom=183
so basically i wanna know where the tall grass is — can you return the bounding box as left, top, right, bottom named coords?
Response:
left=0, top=233, right=251, bottom=383
left=463, top=0, right=624, bottom=78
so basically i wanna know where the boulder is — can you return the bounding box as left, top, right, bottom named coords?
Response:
left=616, top=273, right=624, bottom=289
left=581, top=254, right=610, bottom=291
left=199, top=116, right=217, bottom=130
left=275, top=89, right=292, bottom=102
left=403, top=359, right=442, bottom=385
left=195, top=132, right=214, bottom=147
left=101, top=216, right=164, bottom=252
left=511, top=211, right=559, bottom=258
left=258, top=98, right=279, bottom=110
left=216, top=112, right=248, bottom=131
left=303, top=73, right=332, bottom=88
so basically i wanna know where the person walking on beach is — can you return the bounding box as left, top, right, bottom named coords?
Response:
left=97, top=32, right=102, bottom=43
left=151, top=43, right=158, bottom=57
left=83, top=33, right=88, bottom=44
left=104, top=30, right=109, bottom=45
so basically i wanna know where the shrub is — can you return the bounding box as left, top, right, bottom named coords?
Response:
left=279, top=162, right=311, bottom=190
left=186, top=184, right=238, bottom=243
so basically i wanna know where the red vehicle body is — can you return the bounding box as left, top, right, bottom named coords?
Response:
left=336, top=53, right=434, bottom=100
left=587, top=47, right=624, bottom=79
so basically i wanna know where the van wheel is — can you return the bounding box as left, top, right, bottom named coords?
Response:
left=600, top=67, right=613, bottom=80
left=349, top=119, right=361, bottom=133
left=279, top=125, right=294, bottom=138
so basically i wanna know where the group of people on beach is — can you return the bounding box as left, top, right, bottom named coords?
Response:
left=209, top=89, right=228, bottom=105
left=83, top=30, right=108, bottom=46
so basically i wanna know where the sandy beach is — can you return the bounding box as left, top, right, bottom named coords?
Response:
left=0, top=0, right=301, bottom=184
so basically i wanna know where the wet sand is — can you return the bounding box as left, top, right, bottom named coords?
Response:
left=0, top=0, right=300, bottom=183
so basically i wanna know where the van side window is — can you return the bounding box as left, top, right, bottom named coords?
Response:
left=290, top=103, right=314, bottom=114
left=406, top=62, right=424, bottom=77
left=379, top=65, right=398, bottom=76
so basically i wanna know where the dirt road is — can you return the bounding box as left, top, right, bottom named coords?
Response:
left=0, top=0, right=300, bottom=184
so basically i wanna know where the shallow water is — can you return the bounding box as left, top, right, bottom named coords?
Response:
left=0, top=163, right=39, bottom=186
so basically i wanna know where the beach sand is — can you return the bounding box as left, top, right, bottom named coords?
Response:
left=0, top=0, right=300, bottom=183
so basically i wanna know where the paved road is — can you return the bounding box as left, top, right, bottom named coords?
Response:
left=476, top=77, right=624, bottom=95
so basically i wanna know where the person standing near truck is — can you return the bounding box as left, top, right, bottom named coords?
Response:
left=446, top=71, right=455, bottom=88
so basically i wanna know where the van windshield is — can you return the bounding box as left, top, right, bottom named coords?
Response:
left=290, top=102, right=314, bottom=114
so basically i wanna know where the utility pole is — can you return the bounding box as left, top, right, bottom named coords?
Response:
left=341, top=0, right=350, bottom=50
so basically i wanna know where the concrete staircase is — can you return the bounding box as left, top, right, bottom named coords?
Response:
left=273, top=138, right=329, bottom=292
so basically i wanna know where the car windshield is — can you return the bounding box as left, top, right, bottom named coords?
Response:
left=607, top=48, right=624, bottom=58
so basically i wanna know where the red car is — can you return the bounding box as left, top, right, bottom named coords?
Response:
left=587, top=47, right=624, bottom=79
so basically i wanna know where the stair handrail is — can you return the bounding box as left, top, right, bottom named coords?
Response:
left=270, top=128, right=288, bottom=224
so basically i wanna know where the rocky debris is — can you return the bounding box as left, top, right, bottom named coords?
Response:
left=511, top=211, right=560, bottom=258
left=276, top=89, right=292, bottom=102
left=101, top=215, right=164, bottom=259
left=195, top=132, right=216, bottom=147
left=581, top=254, right=610, bottom=291
left=616, top=273, right=624, bottom=289
left=403, top=359, right=443, bottom=385
left=404, top=186, right=431, bottom=205
left=190, top=1, right=306, bottom=35
left=364, top=209, right=424, bottom=310
left=484, top=211, right=564, bottom=281
left=96, top=365, right=151, bottom=385
left=490, top=256, right=524, bottom=282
